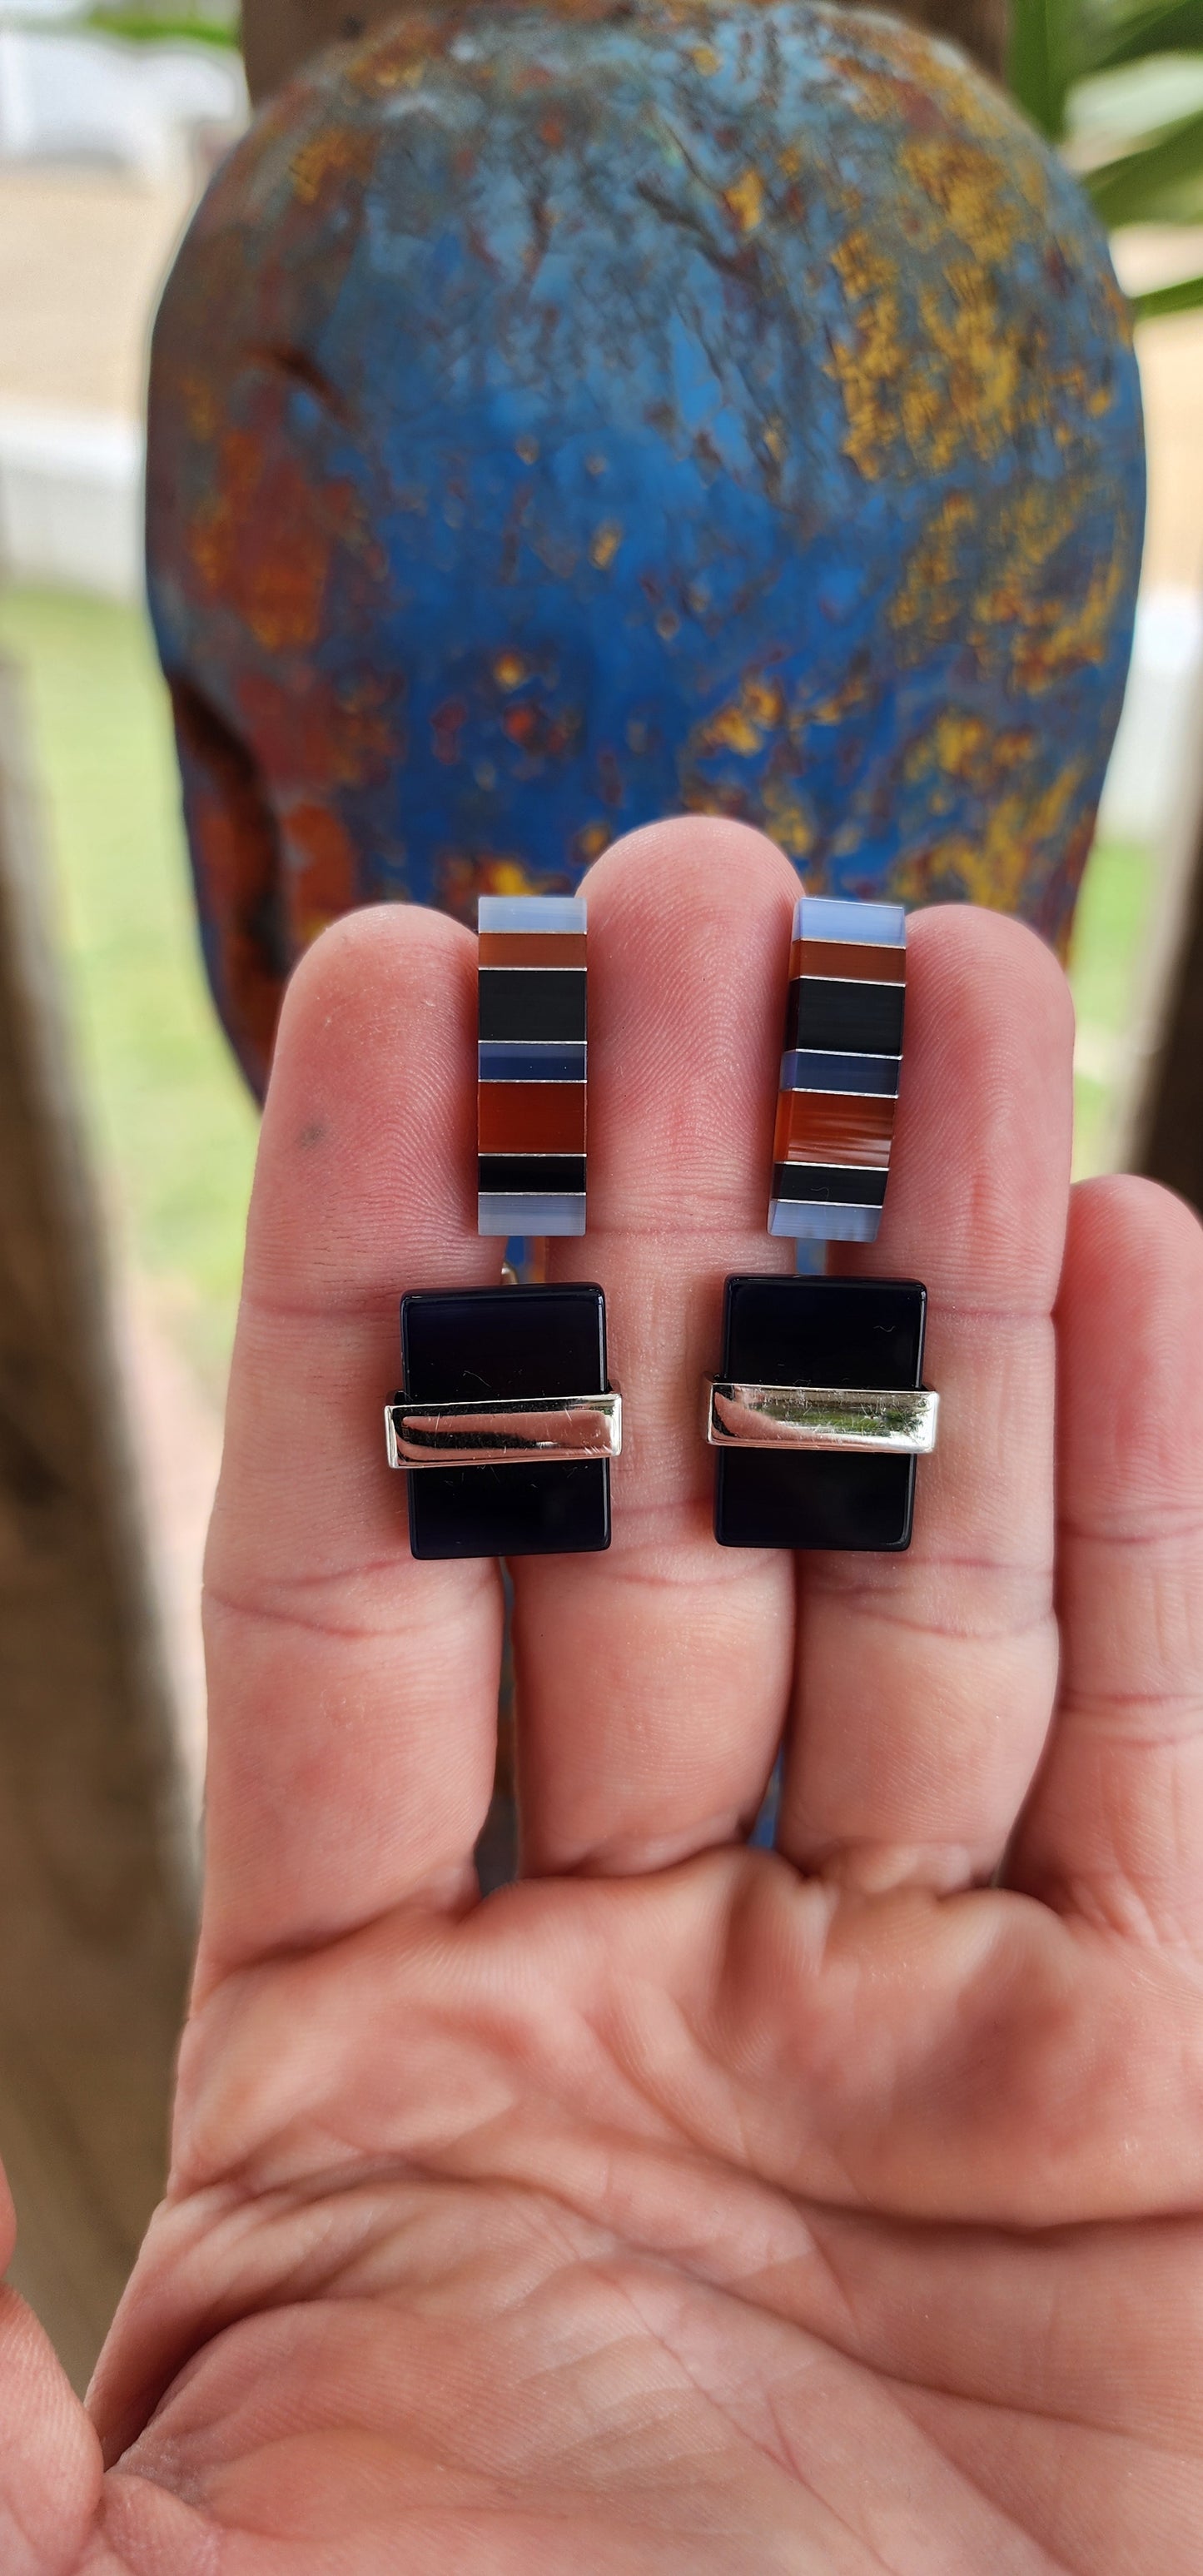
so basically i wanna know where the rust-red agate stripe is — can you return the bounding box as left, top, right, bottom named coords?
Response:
left=477, top=895, right=588, bottom=1238
left=479, top=930, right=588, bottom=969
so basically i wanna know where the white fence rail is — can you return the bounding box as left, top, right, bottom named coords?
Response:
left=0, top=20, right=245, bottom=182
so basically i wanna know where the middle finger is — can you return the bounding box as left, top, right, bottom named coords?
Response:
left=515, top=819, right=799, bottom=1876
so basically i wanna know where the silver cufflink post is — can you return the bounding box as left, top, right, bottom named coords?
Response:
left=705, top=1382, right=939, bottom=1455
left=387, top=1391, right=623, bottom=1470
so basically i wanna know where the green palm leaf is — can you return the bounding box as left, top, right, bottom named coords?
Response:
left=1012, top=0, right=1203, bottom=289
left=1085, top=102, right=1203, bottom=223
left=1011, top=0, right=1076, bottom=137
left=1130, top=267, right=1203, bottom=312
left=1086, top=0, right=1203, bottom=74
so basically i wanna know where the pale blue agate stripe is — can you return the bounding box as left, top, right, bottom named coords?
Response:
left=479, top=1193, right=587, bottom=1238
left=794, top=894, right=906, bottom=947
left=781, top=1049, right=900, bottom=1097
left=480, top=1042, right=587, bottom=1083
left=769, top=1200, right=883, bottom=1243
left=478, top=895, right=588, bottom=933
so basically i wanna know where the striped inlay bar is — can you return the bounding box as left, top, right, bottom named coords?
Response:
left=478, top=895, right=587, bottom=1236
left=769, top=894, right=906, bottom=1243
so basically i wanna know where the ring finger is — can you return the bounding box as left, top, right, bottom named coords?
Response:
left=778, top=906, right=1074, bottom=1893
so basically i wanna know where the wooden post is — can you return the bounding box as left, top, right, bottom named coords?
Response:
left=1129, top=805, right=1203, bottom=1216
left=0, top=659, right=195, bottom=2394
left=1107, top=632, right=1203, bottom=1211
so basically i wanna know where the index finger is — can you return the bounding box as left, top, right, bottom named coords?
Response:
left=197, top=906, right=505, bottom=1994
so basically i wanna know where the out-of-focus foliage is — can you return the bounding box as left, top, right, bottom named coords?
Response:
left=83, top=1, right=236, bottom=39
left=1011, top=0, right=1203, bottom=310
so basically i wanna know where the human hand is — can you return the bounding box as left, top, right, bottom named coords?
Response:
left=7, top=823, right=1203, bottom=2574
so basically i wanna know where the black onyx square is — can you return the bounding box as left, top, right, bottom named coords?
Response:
left=399, top=1282, right=611, bottom=1561
left=478, top=969, right=587, bottom=1042
left=713, top=1275, right=927, bottom=1553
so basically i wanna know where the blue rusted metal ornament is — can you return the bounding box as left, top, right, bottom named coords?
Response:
left=147, top=0, right=1144, bottom=1096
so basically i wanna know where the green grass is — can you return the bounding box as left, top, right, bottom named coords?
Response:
left=0, top=589, right=257, bottom=1398
left=1069, top=835, right=1151, bottom=1029
left=0, top=586, right=1152, bottom=1400
left=1068, top=835, right=1154, bottom=1176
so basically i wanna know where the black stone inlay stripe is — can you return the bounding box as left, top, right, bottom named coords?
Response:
left=400, top=1283, right=610, bottom=1561
left=713, top=1275, right=927, bottom=1554
left=784, top=977, right=905, bottom=1057
left=480, top=968, right=587, bottom=1043
left=479, top=1155, right=586, bottom=1196
left=772, top=1163, right=888, bottom=1206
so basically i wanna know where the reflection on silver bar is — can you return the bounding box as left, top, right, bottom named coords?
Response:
left=705, top=1382, right=938, bottom=1455
left=386, top=1391, right=622, bottom=1470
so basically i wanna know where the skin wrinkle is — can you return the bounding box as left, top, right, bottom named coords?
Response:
left=829, top=2206, right=1203, bottom=2436
left=202, top=1588, right=474, bottom=1649
left=92, top=1885, right=1203, bottom=2524
left=659, top=1882, right=887, bottom=2208
left=103, top=2142, right=1203, bottom=2492
left=794, top=1844, right=996, bottom=1892
left=888, top=2380, right=1200, bottom=2576
left=1057, top=1515, right=1203, bottom=1550
left=580, top=1530, right=778, bottom=1584
left=204, top=1564, right=498, bottom=1639
left=1059, top=1875, right=1193, bottom=1949
left=556, top=1817, right=764, bottom=1879
left=876, top=2398, right=1086, bottom=2576
left=755, top=2393, right=1040, bottom=2576
left=914, top=1302, right=1057, bottom=1327
left=596, top=2265, right=1054, bottom=2576
left=1051, top=1692, right=1203, bottom=1742
left=251, top=1551, right=459, bottom=1594
left=578, top=2265, right=891, bottom=2551
left=172, top=1856, right=1201, bottom=2224
left=859, top=2296, right=1203, bottom=2460
left=797, top=1597, right=1055, bottom=1649
left=817, top=1553, right=1052, bottom=1581
left=130, top=2219, right=677, bottom=2479
left=190, top=1877, right=490, bottom=2000
left=91, top=2484, right=221, bottom=2576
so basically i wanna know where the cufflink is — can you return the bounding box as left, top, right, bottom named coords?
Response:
left=768, top=895, right=906, bottom=1244
left=709, top=894, right=937, bottom=1552
left=386, top=896, right=619, bottom=1560
left=477, top=894, right=588, bottom=1237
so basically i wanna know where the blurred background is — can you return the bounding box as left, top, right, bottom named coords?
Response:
left=0, top=0, right=1201, bottom=2388
left=0, top=0, right=250, bottom=1796
left=2, top=0, right=1201, bottom=1774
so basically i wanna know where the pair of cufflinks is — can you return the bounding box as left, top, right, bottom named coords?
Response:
left=385, top=894, right=937, bottom=1559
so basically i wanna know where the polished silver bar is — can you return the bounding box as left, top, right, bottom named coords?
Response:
left=705, top=1382, right=938, bottom=1455
left=386, top=1390, right=622, bottom=1470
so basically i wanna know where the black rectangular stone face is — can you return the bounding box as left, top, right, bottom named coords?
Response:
left=772, top=1164, right=889, bottom=1208
left=477, top=1156, right=587, bottom=1198
left=713, top=1275, right=927, bottom=1553
left=400, top=1282, right=611, bottom=1560
left=479, top=969, right=588, bottom=1043
left=785, top=977, right=906, bottom=1058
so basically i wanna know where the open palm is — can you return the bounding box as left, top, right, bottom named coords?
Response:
left=7, top=823, right=1203, bottom=2574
